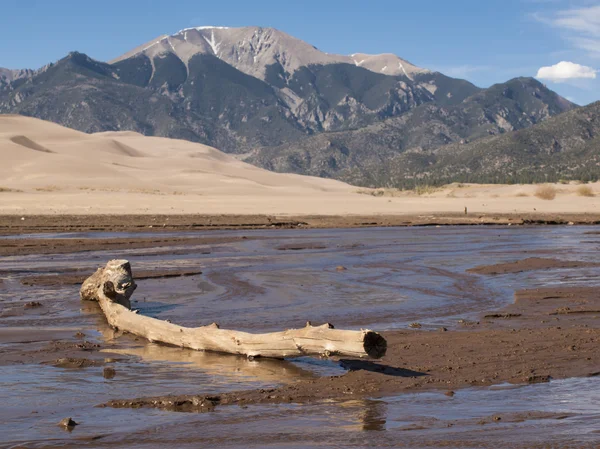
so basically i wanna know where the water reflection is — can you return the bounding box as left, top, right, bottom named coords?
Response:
left=15, top=378, right=592, bottom=449
left=105, top=343, right=319, bottom=384
left=359, top=400, right=387, bottom=431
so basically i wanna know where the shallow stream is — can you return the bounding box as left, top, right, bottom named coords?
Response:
left=1, top=226, right=599, bottom=448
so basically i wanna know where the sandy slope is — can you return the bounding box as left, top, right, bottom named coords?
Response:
left=1, top=114, right=600, bottom=216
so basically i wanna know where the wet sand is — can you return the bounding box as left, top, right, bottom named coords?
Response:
left=0, top=234, right=253, bottom=257
left=6, top=260, right=600, bottom=408
left=2, top=212, right=600, bottom=235
left=1, top=226, right=600, bottom=447
left=105, top=283, right=600, bottom=411
left=468, top=257, right=600, bottom=275
left=19, top=268, right=204, bottom=287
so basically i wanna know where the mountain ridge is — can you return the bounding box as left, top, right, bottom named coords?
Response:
left=416, top=99, right=600, bottom=185
left=247, top=76, right=578, bottom=186
left=109, top=26, right=430, bottom=82
left=0, top=26, right=580, bottom=187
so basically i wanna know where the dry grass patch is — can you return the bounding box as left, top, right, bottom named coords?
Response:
left=128, top=188, right=165, bottom=195
left=534, top=185, right=557, bottom=200
left=576, top=185, right=595, bottom=197
left=357, top=185, right=444, bottom=197
left=356, top=189, right=380, bottom=196
left=515, top=191, right=529, bottom=197
left=35, top=185, right=62, bottom=192
left=0, top=187, right=23, bottom=193
left=413, top=185, right=442, bottom=195
left=356, top=188, right=402, bottom=197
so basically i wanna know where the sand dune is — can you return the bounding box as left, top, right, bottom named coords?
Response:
left=1, top=114, right=600, bottom=216
left=9, top=135, right=54, bottom=153
left=0, top=115, right=359, bottom=214
left=0, top=115, right=351, bottom=193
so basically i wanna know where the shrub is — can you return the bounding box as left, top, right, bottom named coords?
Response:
left=0, top=187, right=22, bottom=193
left=356, top=188, right=404, bottom=197
left=534, top=185, right=557, bottom=200
left=35, top=185, right=61, bottom=192
left=414, top=185, right=440, bottom=195
left=576, top=185, right=595, bottom=197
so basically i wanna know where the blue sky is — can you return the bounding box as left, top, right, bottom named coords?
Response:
left=1, top=0, right=598, bottom=104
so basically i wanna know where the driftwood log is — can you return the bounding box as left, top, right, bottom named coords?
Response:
left=81, top=260, right=387, bottom=359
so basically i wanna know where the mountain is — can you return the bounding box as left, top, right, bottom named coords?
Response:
left=401, top=100, right=600, bottom=185
left=0, top=26, right=577, bottom=186
left=108, top=26, right=482, bottom=134
left=0, top=51, right=311, bottom=151
left=0, top=26, right=484, bottom=153
left=248, top=77, right=576, bottom=186
left=110, top=26, right=429, bottom=82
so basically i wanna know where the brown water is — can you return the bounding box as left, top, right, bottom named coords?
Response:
left=1, top=226, right=600, bottom=448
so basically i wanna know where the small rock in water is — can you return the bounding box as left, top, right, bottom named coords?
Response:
left=458, top=319, right=479, bottom=327
left=409, top=322, right=422, bottom=329
left=58, top=417, right=78, bottom=430
left=103, top=367, right=116, bottom=379
left=527, top=374, right=551, bottom=384
left=336, top=266, right=347, bottom=271
left=23, top=301, right=43, bottom=309
left=445, top=390, right=455, bottom=397
left=74, top=331, right=86, bottom=338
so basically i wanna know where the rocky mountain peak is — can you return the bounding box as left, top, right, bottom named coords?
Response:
left=349, top=53, right=428, bottom=78
left=110, top=26, right=429, bottom=82
left=0, top=68, right=33, bottom=83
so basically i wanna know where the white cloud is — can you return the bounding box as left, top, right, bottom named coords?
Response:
left=536, top=5, right=600, bottom=57
left=536, top=61, right=597, bottom=82
left=571, top=37, right=600, bottom=57
left=553, top=5, right=600, bottom=37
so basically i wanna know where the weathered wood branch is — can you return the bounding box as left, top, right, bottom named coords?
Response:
left=81, top=260, right=387, bottom=359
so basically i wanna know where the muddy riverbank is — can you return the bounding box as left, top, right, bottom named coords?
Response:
left=1, top=225, right=600, bottom=447
left=104, top=279, right=600, bottom=412
left=2, top=212, right=600, bottom=235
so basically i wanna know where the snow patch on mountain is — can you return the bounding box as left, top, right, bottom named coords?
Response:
left=203, top=30, right=221, bottom=56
